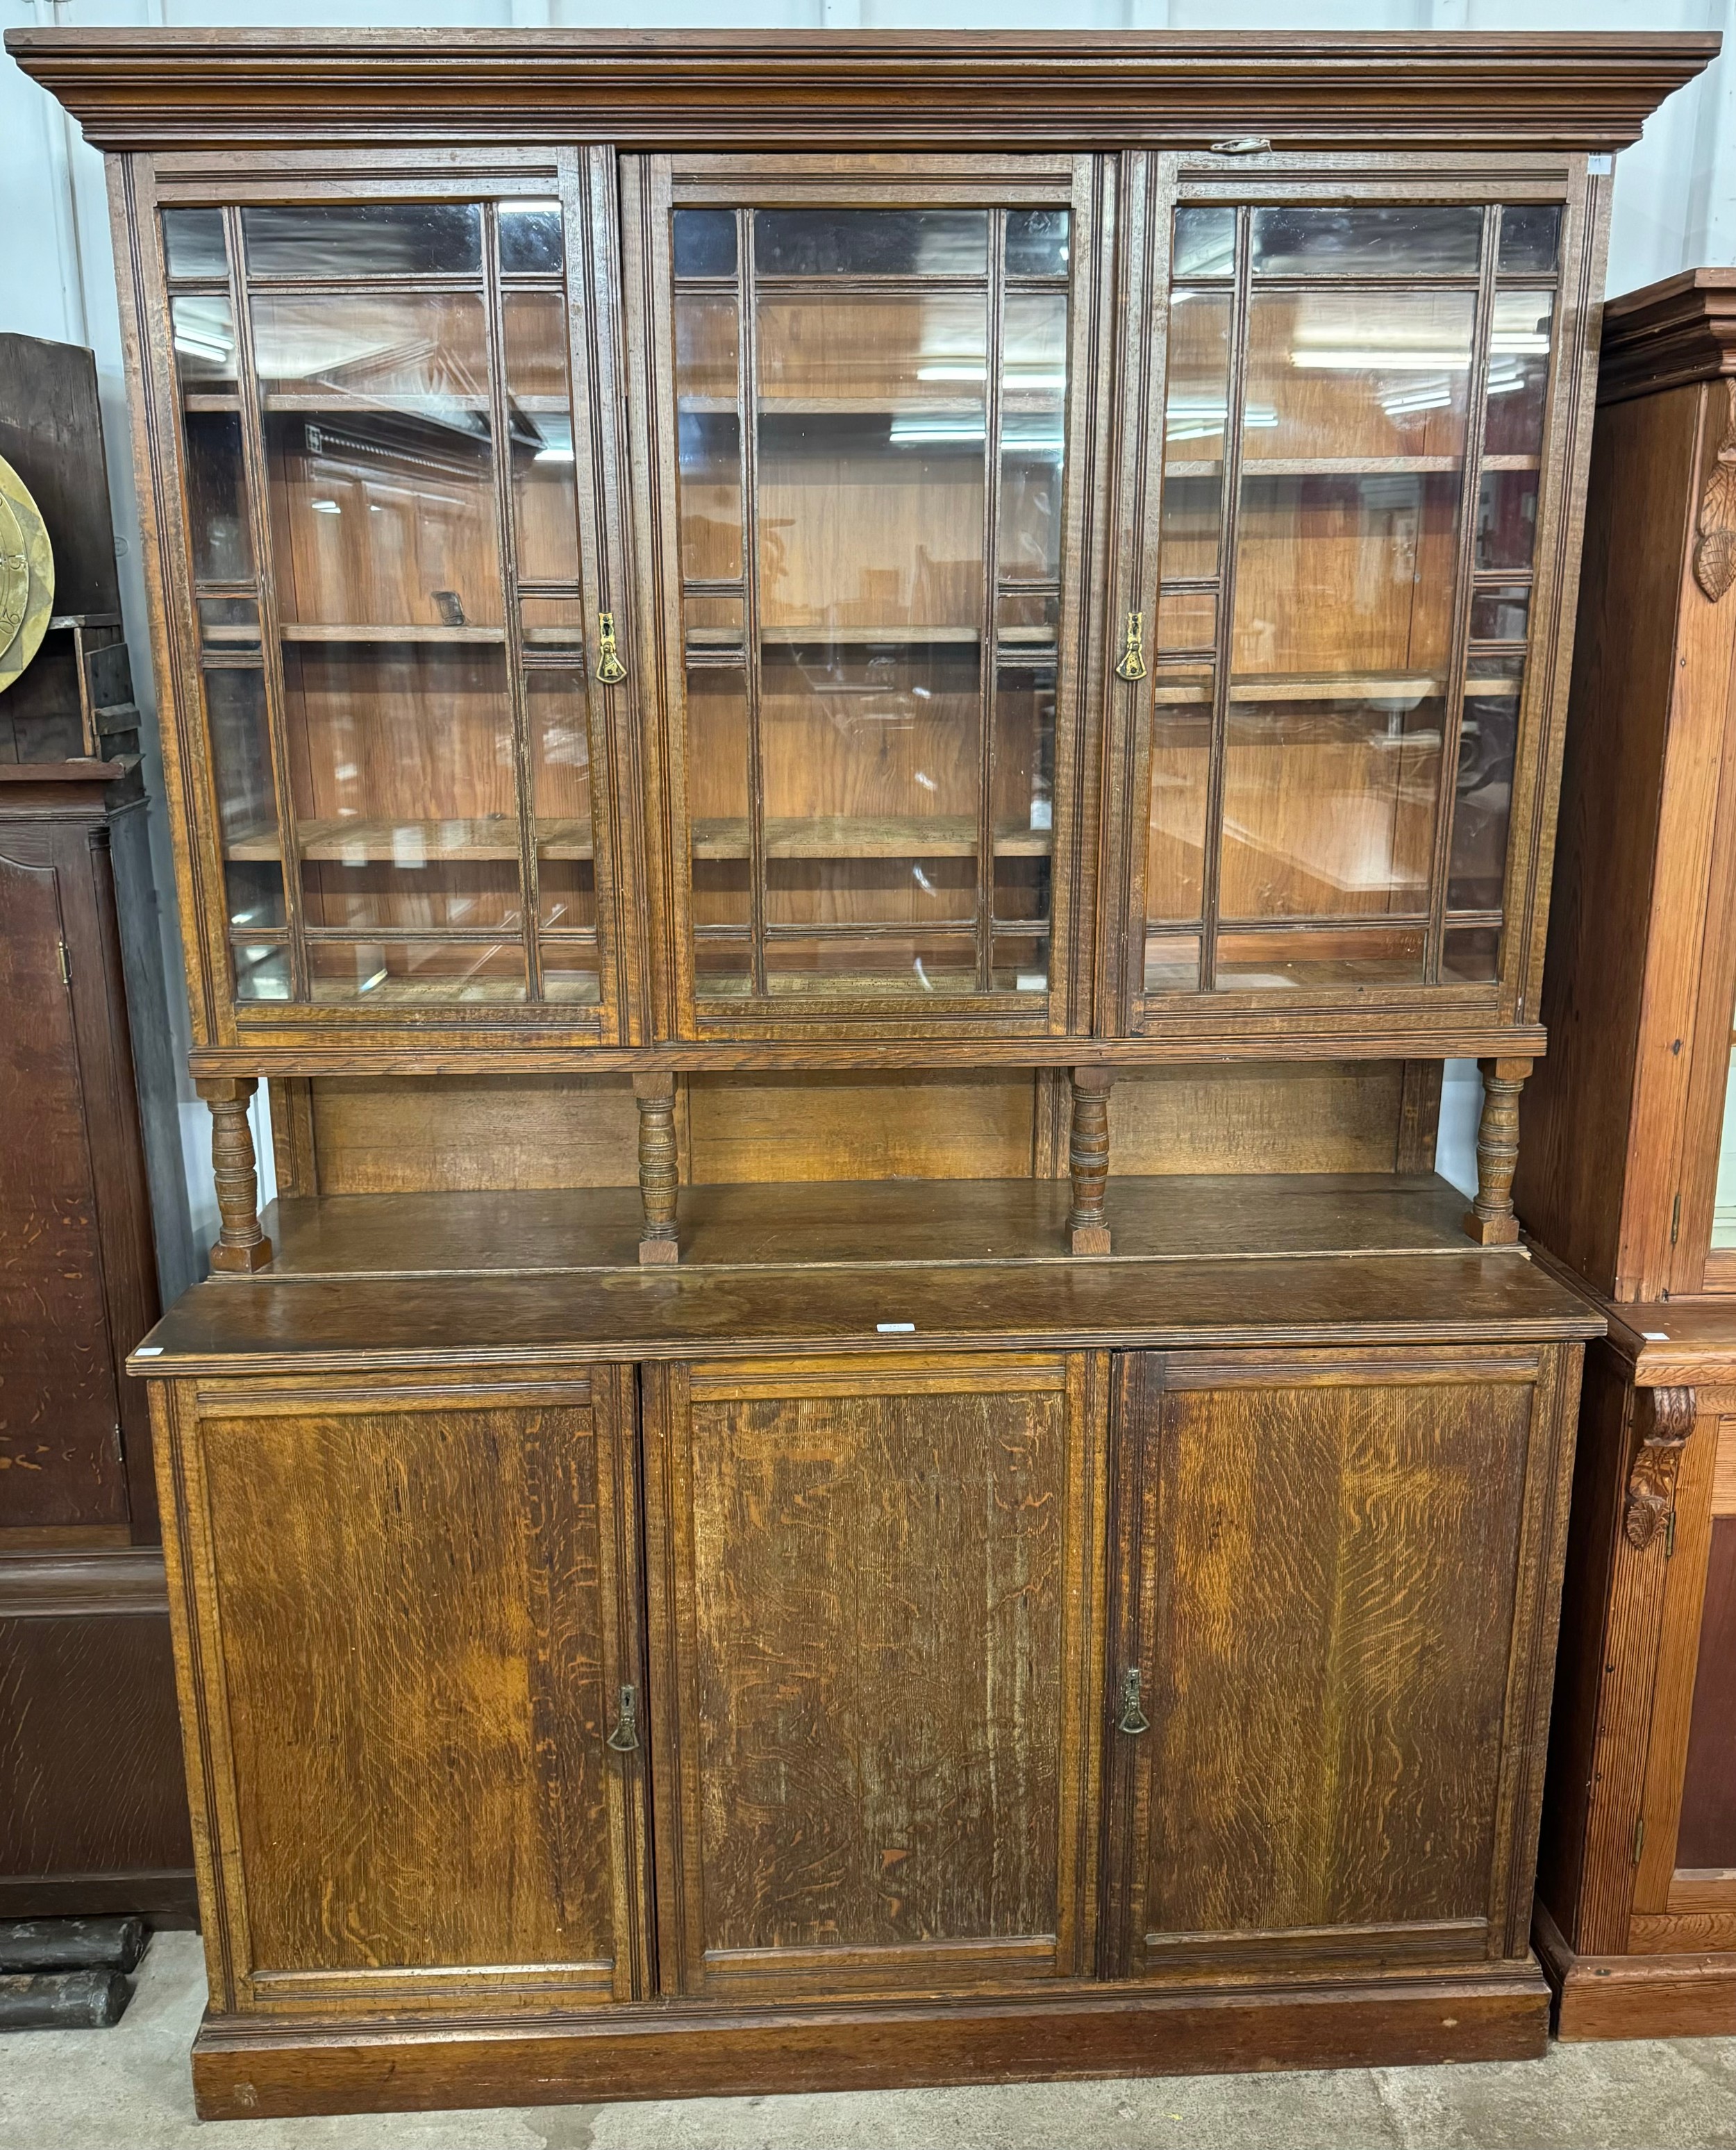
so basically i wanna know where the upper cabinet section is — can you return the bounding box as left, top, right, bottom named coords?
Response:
left=16, top=31, right=1710, bottom=1069
left=1100, top=155, right=1599, bottom=1053
left=631, top=157, right=1102, bottom=1042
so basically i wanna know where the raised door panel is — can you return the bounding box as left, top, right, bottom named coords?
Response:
left=160, top=1372, right=649, bottom=2015
left=643, top=1351, right=1110, bottom=1999
left=0, top=842, right=126, bottom=1529
left=1104, top=1345, right=1569, bottom=1979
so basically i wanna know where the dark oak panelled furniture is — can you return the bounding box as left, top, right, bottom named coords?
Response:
left=1519, top=269, right=1736, bottom=2040
left=0, top=335, right=195, bottom=1923
left=8, top=25, right=1712, bottom=2119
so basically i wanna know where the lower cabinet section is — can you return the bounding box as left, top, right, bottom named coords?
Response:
left=146, top=1339, right=1583, bottom=2117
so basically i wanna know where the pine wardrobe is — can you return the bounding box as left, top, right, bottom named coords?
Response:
left=7, top=24, right=1713, bottom=2120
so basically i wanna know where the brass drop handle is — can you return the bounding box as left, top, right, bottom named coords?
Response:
left=606, top=1683, right=640, bottom=1753
left=1114, top=610, right=1148, bottom=684
left=1117, top=1666, right=1151, bottom=1737
left=595, top=610, right=628, bottom=686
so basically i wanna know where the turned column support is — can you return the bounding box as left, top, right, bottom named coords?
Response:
left=198, top=1076, right=273, bottom=1274
left=1462, top=1056, right=1531, bottom=1247
left=1067, top=1066, right=1114, bottom=1256
left=633, top=1074, right=680, bottom=1265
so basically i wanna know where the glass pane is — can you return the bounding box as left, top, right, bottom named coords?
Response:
left=242, top=203, right=482, bottom=278
left=1713, top=1052, right=1736, bottom=1250
left=503, top=290, right=580, bottom=583
left=521, top=595, right=586, bottom=648
left=1173, top=206, right=1235, bottom=281
left=528, top=668, right=595, bottom=954
left=308, top=939, right=525, bottom=1005
left=174, top=295, right=253, bottom=583
left=1498, top=204, right=1562, bottom=276
left=674, top=209, right=737, bottom=281
left=1144, top=931, right=1201, bottom=993
left=994, top=932, right=1051, bottom=992
left=1485, top=291, right=1553, bottom=460
left=199, top=597, right=260, bottom=651
left=1147, top=667, right=1212, bottom=926
left=675, top=296, right=742, bottom=583
left=1006, top=209, right=1070, bottom=277
left=998, top=588, right=1058, bottom=653
left=1471, top=586, right=1530, bottom=644
left=1156, top=588, right=1215, bottom=651
left=1449, top=664, right=1522, bottom=910
left=763, top=934, right=979, bottom=998
left=252, top=293, right=501, bottom=631
left=1476, top=467, right=1539, bottom=570
left=499, top=199, right=563, bottom=275
left=1251, top=205, right=1483, bottom=278
left=1245, top=288, right=1474, bottom=467
left=231, top=940, right=290, bottom=1003
left=1161, top=292, right=1231, bottom=581
left=162, top=207, right=228, bottom=281
left=688, top=662, right=752, bottom=962
left=756, top=210, right=987, bottom=277
left=993, top=656, right=1055, bottom=965
left=203, top=666, right=285, bottom=937
left=685, top=593, right=746, bottom=658
left=1219, top=690, right=1442, bottom=922
left=999, top=293, right=1067, bottom=581
left=283, top=643, right=521, bottom=938
left=1443, top=923, right=1501, bottom=983
left=1217, top=925, right=1426, bottom=988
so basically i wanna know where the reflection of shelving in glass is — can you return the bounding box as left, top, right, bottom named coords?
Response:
left=672, top=200, right=1071, bottom=1003
left=162, top=197, right=603, bottom=1011
left=1143, top=199, right=1558, bottom=997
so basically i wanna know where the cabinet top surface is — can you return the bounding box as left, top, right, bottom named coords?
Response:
left=6, top=26, right=1714, bottom=153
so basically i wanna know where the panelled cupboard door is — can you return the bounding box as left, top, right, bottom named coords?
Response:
left=1102, top=1344, right=1577, bottom=1981
left=623, top=155, right=1114, bottom=1044
left=153, top=1372, right=651, bottom=2015
left=1099, top=151, right=1608, bottom=1046
left=122, top=148, right=645, bottom=1051
left=642, top=1352, right=1111, bottom=1999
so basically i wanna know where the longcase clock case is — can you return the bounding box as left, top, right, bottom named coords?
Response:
left=7, top=24, right=1715, bottom=2122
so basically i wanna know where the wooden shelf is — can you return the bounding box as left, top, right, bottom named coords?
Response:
left=690, top=814, right=1052, bottom=860
left=279, top=623, right=506, bottom=645
left=1152, top=669, right=1517, bottom=706
left=229, top=816, right=594, bottom=863
left=687, top=625, right=1054, bottom=651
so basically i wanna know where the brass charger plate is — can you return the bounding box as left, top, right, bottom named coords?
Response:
left=0, top=454, right=56, bottom=694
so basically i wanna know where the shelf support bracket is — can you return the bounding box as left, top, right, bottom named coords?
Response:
left=1462, top=1056, right=1531, bottom=1247
left=1624, top=1385, right=1697, bottom=1551
left=198, top=1076, right=273, bottom=1275
left=1067, top=1067, right=1114, bottom=1256
left=634, top=1074, right=681, bottom=1265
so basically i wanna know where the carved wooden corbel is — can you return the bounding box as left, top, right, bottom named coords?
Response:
left=1694, top=378, right=1736, bottom=602
left=1624, top=1385, right=1697, bottom=1550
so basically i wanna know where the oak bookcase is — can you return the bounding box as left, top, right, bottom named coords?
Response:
left=7, top=24, right=1712, bottom=2119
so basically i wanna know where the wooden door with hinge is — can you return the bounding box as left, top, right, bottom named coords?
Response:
left=1101, top=1343, right=1580, bottom=1981
left=1627, top=1388, right=1736, bottom=1956
left=641, top=1350, right=1110, bottom=2001
left=151, top=1367, right=651, bottom=2017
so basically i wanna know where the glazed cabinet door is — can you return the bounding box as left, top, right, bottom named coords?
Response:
left=127, top=151, right=643, bottom=1050
left=1102, top=1344, right=1580, bottom=1979
left=1101, top=153, right=1603, bottom=1047
left=624, top=156, right=1113, bottom=1042
left=153, top=1370, right=651, bottom=2015
left=642, top=1352, right=1110, bottom=1999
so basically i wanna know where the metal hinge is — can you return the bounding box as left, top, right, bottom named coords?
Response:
left=1633, top=1815, right=1646, bottom=1866
left=57, top=939, right=71, bottom=987
left=1671, top=1192, right=1682, bottom=1246
left=1667, top=1510, right=1678, bottom=1560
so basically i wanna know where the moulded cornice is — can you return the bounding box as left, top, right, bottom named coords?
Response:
left=2, top=28, right=1721, bottom=156
left=1598, top=267, right=1736, bottom=404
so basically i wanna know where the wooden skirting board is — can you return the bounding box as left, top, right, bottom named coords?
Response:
left=1535, top=1903, right=1736, bottom=2042
left=190, top=1967, right=1551, bottom=2122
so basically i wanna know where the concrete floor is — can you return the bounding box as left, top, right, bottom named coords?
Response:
left=4, top=1935, right=1736, bottom=2150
